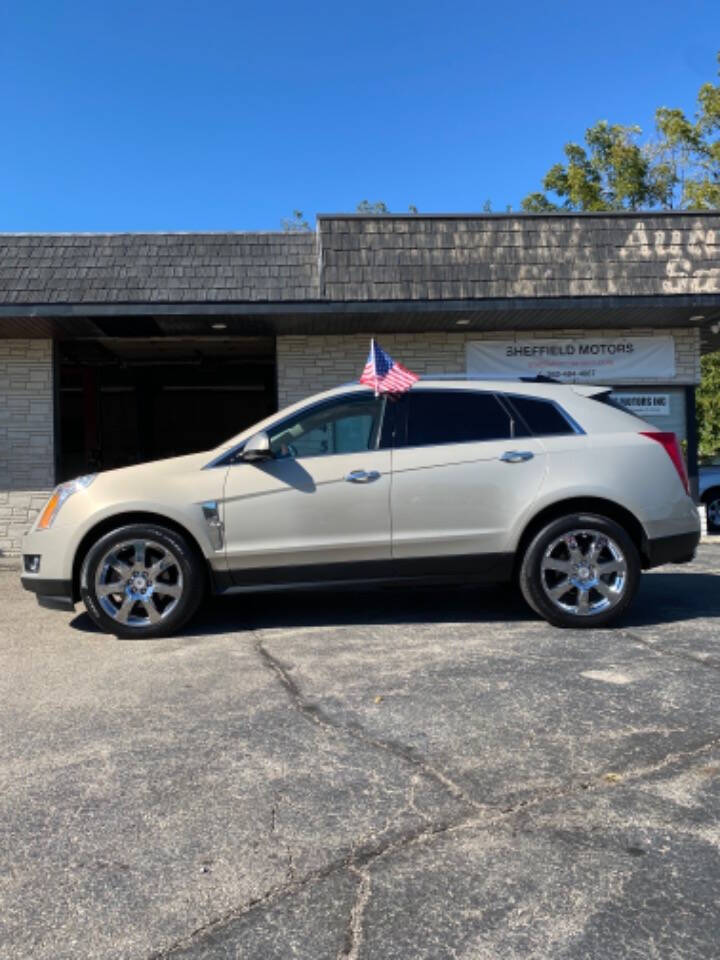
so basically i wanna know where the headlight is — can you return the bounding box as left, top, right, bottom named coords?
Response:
left=37, top=475, right=96, bottom=530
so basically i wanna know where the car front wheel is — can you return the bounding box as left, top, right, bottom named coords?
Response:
left=519, top=514, right=640, bottom=628
left=80, top=523, right=205, bottom=638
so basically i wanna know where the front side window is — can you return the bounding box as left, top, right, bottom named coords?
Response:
left=401, top=390, right=514, bottom=447
left=268, top=394, right=386, bottom=459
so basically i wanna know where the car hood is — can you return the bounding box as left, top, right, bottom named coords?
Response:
left=87, top=451, right=216, bottom=500
left=94, top=450, right=213, bottom=483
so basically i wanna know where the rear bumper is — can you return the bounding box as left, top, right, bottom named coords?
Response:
left=21, top=577, right=75, bottom=612
left=643, top=530, right=700, bottom=569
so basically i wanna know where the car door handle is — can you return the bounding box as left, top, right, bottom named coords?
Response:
left=500, top=450, right=535, bottom=463
left=345, top=470, right=381, bottom=483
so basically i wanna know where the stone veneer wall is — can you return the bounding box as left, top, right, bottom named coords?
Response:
left=0, top=340, right=55, bottom=567
left=276, top=327, right=701, bottom=407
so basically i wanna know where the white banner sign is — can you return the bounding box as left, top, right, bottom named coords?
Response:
left=611, top=393, right=671, bottom=416
left=466, top=336, right=676, bottom=382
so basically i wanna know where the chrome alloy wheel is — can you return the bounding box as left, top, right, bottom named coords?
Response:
left=539, top=529, right=628, bottom=617
left=94, top=539, right=184, bottom=627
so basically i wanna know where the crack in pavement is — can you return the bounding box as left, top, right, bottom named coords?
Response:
left=147, top=629, right=720, bottom=960
left=147, top=725, right=720, bottom=960
left=339, top=865, right=372, bottom=960
left=254, top=635, right=486, bottom=812
left=147, top=810, right=462, bottom=960
left=619, top=628, right=720, bottom=674
left=601, top=731, right=720, bottom=787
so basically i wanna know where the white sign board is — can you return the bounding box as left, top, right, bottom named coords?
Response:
left=611, top=393, right=671, bottom=416
left=466, top=337, right=676, bottom=382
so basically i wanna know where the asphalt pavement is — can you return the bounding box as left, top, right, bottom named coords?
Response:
left=2, top=544, right=720, bottom=959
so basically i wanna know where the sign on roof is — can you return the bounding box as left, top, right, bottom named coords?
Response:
left=466, top=336, right=676, bottom=383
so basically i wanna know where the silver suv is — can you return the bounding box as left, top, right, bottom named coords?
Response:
left=21, top=379, right=701, bottom=636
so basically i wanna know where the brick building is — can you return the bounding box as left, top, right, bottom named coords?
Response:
left=2, top=211, right=720, bottom=565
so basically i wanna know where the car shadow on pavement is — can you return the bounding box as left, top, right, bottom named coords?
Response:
left=68, top=569, right=720, bottom=638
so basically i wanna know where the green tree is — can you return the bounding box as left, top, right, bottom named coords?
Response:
left=281, top=210, right=312, bottom=232
left=522, top=52, right=720, bottom=212
left=648, top=107, right=700, bottom=209
left=698, top=351, right=720, bottom=457
left=657, top=56, right=720, bottom=209
left=356, top=200, right=389, bottom=213
left=522, top=122, right=665, bottom=212
left=356, top=201, right=420, bottom=213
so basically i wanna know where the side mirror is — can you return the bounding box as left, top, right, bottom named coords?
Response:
left=241, top=431, right=273, bottom=462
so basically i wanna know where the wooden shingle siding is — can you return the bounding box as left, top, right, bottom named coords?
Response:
left=318, top=214, right=720, bottom=301
left=1, top=213, right=719, bottom=307
left=0, top=233, right=320, bottom=305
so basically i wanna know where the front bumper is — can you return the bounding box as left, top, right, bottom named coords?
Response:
left=21, top=521, right=79, bottom=611
left=643, top=530, right=701, bottom=569
left=20, top=576, right=75, bottom=611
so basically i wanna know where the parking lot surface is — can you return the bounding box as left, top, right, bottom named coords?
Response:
left=2, top=544, right=720, bottom=959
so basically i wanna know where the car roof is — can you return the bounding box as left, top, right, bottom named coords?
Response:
left=336, top=377, right=610, bottom=399
left=212, top=377, right=614, bottom=455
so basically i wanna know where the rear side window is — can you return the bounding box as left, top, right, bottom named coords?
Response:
left=504, top=395, right=575, bottom=436
left=402, top=390, right=514, bottom=447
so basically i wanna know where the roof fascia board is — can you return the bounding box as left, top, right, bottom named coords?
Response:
left=1, top=293, right=720, bottom=320
left=317, top=210, right=720, bottom=221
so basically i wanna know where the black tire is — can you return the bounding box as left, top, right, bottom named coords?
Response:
left=80, top=523, right=205, bottom=638
left=519, top=513, right=640, bottom=629
left=704, top=490, right=720, bottom=533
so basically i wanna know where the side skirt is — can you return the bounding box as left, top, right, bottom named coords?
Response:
left=212, top=553, right=515, bottom=595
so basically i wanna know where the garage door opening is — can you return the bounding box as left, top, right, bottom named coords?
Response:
left=57, top=337, right=276, bottom=480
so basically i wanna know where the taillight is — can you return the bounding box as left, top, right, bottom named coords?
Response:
left=640, top=432, right=689, bottom=494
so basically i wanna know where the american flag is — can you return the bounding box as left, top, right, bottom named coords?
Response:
left=359, top=339, right=419, bottom=395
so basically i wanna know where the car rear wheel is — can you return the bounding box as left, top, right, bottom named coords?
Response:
left=705, top=492, right=720, bottom=533
left=519, top=513, right=640, bottom=628
left=80, top=523, right=205, bottom=638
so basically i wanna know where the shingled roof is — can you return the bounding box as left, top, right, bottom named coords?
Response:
left=0, top=232, right=318, bottom=305
left=318, top=213, right=720, bottom=300
left=1, top=213, right=719, bottom=311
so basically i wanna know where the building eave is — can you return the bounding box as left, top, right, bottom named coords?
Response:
left=1, top=293, right=719, bottom=345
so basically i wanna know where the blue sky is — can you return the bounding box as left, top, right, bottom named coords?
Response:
left=1, top=0, right=718, bottom=231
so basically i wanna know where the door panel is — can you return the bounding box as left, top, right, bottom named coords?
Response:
left=222, top=391, right=391, bottom=578
left=391, top=438, right=547, bottom=557
left=389, top=389, right=548, bottom=559
left=223, top=450, right=391, bottom=574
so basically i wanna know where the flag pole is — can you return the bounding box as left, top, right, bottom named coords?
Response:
left=371, top=337, right=379, bottom=397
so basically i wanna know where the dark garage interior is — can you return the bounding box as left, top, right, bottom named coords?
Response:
left=57, top=336, right=276, bottom=480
